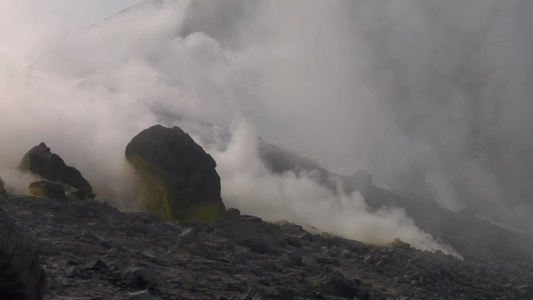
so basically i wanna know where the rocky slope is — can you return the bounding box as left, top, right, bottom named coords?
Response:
left=259, top=141, right=533, bottom=265
left=2, top=193, right=532, bottom=300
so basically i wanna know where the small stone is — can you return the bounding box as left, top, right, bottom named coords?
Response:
left=393, top=277, right=400, bottom=285
left=65, top=266, right=83, bottom=278
left=107, top=248, right=122, bottom=258
left=191, top=242, right=211, bottom=258
left=314, top=256, right=340, bottom=266
left=298, top=232, right=313, bottom=241
left=244, top=285, right=260, bottom=300
left=258, top=277, right=270, bottom=286
left=127, top=290, right=153, bottom=300
left=87, top=259, right=107, bottom=271
left=120, top=267, right=163, bottom=290
left=177, top=228, right=200, bottom=248
left=340, top=250, right=352, bottom=259
left=321, top=278, right=359, bottom=299
left=280, top=256, right=294, bottom=267
left=287, top=249, right=303, bottom=265
left=79, top=231, right=102, bottom=244
left=227, top=208, right=241, bottom=216
left=101, top=238, right=123, bottom=251
left=43, top=268, right=56, bottom=280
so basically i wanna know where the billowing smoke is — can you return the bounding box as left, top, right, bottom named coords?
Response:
left=1, top=0, right=532, bottom=253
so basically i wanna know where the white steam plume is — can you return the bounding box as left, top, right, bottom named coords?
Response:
left=1, top=0, right=532, bottom=253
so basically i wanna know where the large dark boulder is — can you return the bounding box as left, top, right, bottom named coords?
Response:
left=0, top=207, right=44, bottom=299
left=125, top=125, right=226, bottom=224
left=19, top=143, right=94, bottom=199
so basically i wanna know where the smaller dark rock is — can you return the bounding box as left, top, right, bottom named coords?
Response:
left=340, top=250, right=352, bottom=259
left=65, top=266, right=83, bottom=278
left=321, top=278, right=359, bottom=299
left=190, top=242, right=211, bottom=258
left=29, top=180, right=66, bottom=198
left=242, top=215, right=262, bottom=223
left=19, top=142, right=94, bottom=194
left=177, top=228, right=200, bottom=248
left=356, top=288, right=370, bottom=300
left=87, top=259, right=107, bottom=271
left=244, top=285, right=261, bottom=300
left=127, top=289, right=153, bottom=300
left=227, top=208, right=241, bottom=216
left=0, top=177, right=5, bottom=194
left=100, top=238, right=123, bottom=251
left=354, top=246, right=370, bottom=256
left=0, top=208, right=44, bottom=300
left=70, top=190, right=96, bottom=200
left=120, top=267, right=163, bottom=290
left=79, top=231, right=102, bottom=244
left=258, top=277, right=270, bottom=286
left=314, top=256, right=340, bottom=266
left=287, top=249, right=303, bottom=265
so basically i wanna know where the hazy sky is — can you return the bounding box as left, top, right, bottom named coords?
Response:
left=35, top=0, right=143, bottom=27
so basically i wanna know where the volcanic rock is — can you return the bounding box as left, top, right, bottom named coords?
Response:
left=19, top=142, right=95, bottom=199
left=29, top=180, right=66, bottom=198
left=177, top=227, right=201, bottom=248
left=0, top=176, right=5, bottom=194
left=320, top=277, right=360, bottom=299
left=119, top=267, right=163, bottom=290
left=1, top=193, right=533, bottom=299
left=0, top=207, right=44, bottom=299
left=125, top=125, right=226, bottom=224
left=214, top=214, right=281, bottom=254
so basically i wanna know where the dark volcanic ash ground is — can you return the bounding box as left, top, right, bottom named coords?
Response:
left=2, top=193, right=533, bottom=300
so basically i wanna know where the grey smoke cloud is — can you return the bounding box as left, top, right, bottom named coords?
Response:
left=1, top=0, right=532, bottom=252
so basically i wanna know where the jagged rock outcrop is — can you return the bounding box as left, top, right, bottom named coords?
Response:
left=19, top=143, right=95, bottom=199
left=0, top=176, right=5, bottom=194
left=0, top=207, right=44, bottom=299
left=125, top=125, right=226, bottom=224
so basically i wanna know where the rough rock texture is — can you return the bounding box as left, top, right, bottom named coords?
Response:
left=29, top=181, right=66, bottom=199
left=125, top=125, right=226, bottom=224
left=0, top=207, right=44, bottom=299
left=19, top=143, right=94, bottom=199
left=0, top=176, right=5, bottom=194
left=1, top=193, right=532, bottom=299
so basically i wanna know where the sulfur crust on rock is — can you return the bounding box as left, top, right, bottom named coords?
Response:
left=126, top=152, right=225, bottom=225
left=28, top=186, right=46, bottom=198
left=28, top=181, right=66, bottom=198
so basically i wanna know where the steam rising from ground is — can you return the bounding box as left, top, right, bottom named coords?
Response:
left=1, top=0, right=532, bottom=253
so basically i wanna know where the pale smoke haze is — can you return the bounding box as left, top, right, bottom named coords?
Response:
left=0, top=0, right=532, bottom=254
